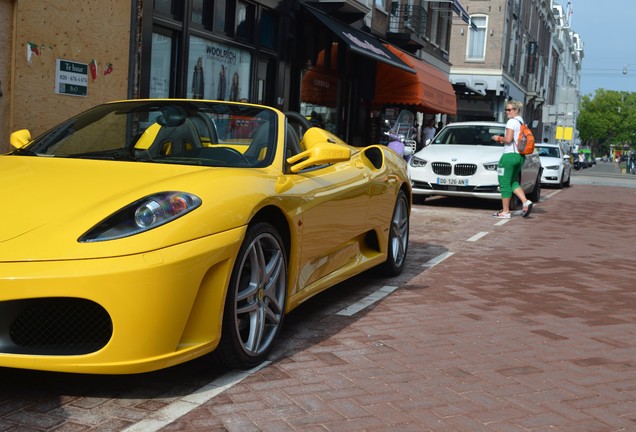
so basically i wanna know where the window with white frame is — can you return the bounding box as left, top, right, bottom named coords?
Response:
left=466, top=15, right=487, bottom=61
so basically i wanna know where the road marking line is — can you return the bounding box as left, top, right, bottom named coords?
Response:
left=545, top=190, right=562, bottom=199
left=467, top=231, right=488, bottom=242
left=422, top=251, right=454, bottom=268
left=494, top=219, right=510, bottom=226
left=121, top=362, right=270, bottom=432
left=336, top=285, right=398, bottom=316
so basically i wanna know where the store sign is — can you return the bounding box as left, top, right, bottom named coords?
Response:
left=55, top=59, right=88, bottom=96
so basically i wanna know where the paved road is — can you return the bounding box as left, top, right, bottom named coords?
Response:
left=1, top=172, right=635, bottom=431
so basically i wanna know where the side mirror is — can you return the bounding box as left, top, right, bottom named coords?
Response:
left=287, top=142, right=351, bottom=173
left=10, top=129, right=32, bottom=149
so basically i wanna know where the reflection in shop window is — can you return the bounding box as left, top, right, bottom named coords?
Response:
left=150, top=33, right=172, bottom=98
left=192, top=0, right=204, bottom=25
left=215, top=0, right=227, bottom=33
left=301, top=68, right=339, bottom=134
left=187, top=35, right=252, bottom=101
left=192, top=0, right=213, bottom=28
left=236, top=2, right=254, bottom=41
left=259, top=9, right=277, bottom=49
left=154, top=0, right=182, bottom=20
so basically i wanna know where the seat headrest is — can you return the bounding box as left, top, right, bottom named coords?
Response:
left=157, top=106, right=187, bottom=127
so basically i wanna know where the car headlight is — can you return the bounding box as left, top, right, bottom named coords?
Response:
left=483, top=162, right=498, bottom=171
left=79, top=191, right=202, bottom=242
left=409, top=156, right=427, bottom=168
left=545, top=165, right=560, bottom=170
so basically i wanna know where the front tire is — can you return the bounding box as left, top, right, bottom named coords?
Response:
left=381, top=190, right=410, bottom=276
left=215, top=222, right=287, bottom=369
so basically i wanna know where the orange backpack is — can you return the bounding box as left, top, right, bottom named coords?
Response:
left=515, top=119, right=535, bottom=155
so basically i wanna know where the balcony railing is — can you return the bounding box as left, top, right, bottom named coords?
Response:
left=388, top=4, right=428, bottom=40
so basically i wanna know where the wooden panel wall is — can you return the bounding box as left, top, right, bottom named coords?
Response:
left=3, top=0, right=131, bottom=151
left=0, top=0, right=13, bottom=151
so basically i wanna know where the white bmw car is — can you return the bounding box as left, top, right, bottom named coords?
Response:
left=408, top=121, right=542, bottom=203
left=536, top=142, right=572, bottom=188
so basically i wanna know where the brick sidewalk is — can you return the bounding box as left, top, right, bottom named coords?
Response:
left=161, top=185, right=636, bottom=432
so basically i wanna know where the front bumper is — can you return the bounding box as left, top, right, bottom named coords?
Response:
left=541, top=169, right=562, bottom=184
left=410, top=179, right=501, bottom=200
left=0, top=227, right=245, bottom=374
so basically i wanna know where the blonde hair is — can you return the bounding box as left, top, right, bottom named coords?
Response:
left=506, top=100, right=523, bottom=113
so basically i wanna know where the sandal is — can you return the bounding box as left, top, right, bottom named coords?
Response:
left=522, top=200, right=534, bottom=218
left=492, top=211, right=511, bottom=219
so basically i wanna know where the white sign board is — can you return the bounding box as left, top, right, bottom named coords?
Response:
left=55, top=59, right=88, bottom=97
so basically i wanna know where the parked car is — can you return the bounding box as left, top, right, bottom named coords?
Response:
left=408, top=121, right=542, bottom=203
left=0, top=99, right=411, bottom=374
left=536, top=142, right=572, bottom=188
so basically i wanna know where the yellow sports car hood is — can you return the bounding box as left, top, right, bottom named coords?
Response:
left=0, top=156, right=272, bottom=262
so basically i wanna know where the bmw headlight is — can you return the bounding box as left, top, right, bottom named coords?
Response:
left=483, top=162, right=498, bottom=171
left=409, top=156, right=427, bottom=168
left=79, top=192, right=202, bottom=242
left=545, top=165, right=560, bottom=170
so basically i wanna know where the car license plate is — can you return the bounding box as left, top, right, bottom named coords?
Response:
left=437, top=177, right=468, bottom=186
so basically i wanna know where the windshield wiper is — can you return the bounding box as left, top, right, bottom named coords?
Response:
left=12, top=148, right=37, bottom=156
left=68, top=150, right=138, bottom=161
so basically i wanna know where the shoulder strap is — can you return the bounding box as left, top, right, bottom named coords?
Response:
left=512, top=118, right=523, bottom=153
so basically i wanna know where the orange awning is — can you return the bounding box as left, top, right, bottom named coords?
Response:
left=374, top=44, right=457, bottom=115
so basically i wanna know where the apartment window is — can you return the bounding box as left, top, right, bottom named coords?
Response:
left=467, top=15, right=487, bottom=60
left=375, top=0, right=385, bottom=10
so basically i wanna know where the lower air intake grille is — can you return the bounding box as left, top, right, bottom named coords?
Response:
left=8, top=298, right=112, bottom=355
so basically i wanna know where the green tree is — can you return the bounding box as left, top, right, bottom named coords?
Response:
left=578, top=89, right=636, bottom=156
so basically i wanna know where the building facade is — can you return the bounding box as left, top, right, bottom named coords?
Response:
left=448, top=0, right=582, bottom=147
left=1, top=0, right=468, bottom=151
left=0, top=0, right=131, bottom=152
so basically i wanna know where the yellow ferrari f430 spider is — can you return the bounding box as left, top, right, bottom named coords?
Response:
left=0, top=99, right=410, bottom=374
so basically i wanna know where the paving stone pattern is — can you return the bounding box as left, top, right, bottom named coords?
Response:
left=164, top=185, right=636, bottom=431
left=1, top=184, right=634, bottom=431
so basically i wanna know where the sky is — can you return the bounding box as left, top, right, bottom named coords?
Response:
left=565, top=0, right=636, bottom=96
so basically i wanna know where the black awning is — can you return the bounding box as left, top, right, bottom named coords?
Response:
left=305, top=7, right=415, bottom=74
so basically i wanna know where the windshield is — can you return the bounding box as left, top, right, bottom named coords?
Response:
left=17, top=100, right=279, bottom=168
left=537, top=146, right=561, bottom=158
left=432, top=124, right=505, bottom=146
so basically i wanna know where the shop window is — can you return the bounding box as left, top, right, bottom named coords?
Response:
left=154, top=0, right=183, bottom=20
left=187, top=35, right=253, bottom=101
left=301, top=59, right=339, bottom=134
left=236, top=2, right=255, bottom=41
left=150, top=32, right=174, bottom=98
left=258, top=9, right=277, bottom=49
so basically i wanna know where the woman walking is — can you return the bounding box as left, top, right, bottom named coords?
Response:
left=490, top=100, right=534, bottom=219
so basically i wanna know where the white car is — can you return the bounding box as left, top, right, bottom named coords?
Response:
left=536, top=142, right=572, bottom=188
left=408, top=121, right=542, bottom=203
